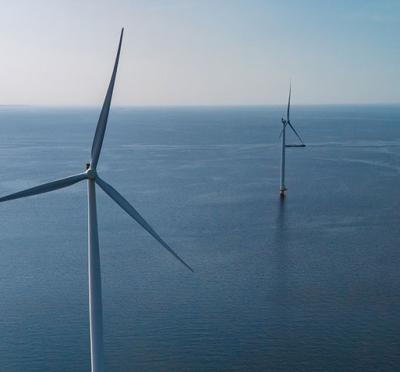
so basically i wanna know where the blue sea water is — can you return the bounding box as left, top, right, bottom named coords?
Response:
left=0, top=105, right=399, bottom=371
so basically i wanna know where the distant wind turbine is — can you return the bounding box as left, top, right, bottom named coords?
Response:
left=0, top=28, right=192, bottom=372
left=279, top=82, right=306, bottom=198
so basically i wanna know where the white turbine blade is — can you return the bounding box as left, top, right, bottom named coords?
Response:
left=287, top=120, right=304, bottom=144
left=0, top=173, right=87, bottom=203
left=287, top=82, right=291, bottom=122
left=91, top=28, right=124, bottom=169
left=96, top=177, right=193, bottom=272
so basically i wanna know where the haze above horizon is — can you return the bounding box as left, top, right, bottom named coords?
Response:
left=1, top=0, right=399, bottom=106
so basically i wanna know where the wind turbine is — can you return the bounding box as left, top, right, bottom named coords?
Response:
left=0, top=28, right=192, bottom=372
left=279, top=82, right=306, bottom=198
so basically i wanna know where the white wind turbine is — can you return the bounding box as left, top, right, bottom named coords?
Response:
left=0, top=28, right=192, bottom=372
left=279, top=82, right=306, bottom=198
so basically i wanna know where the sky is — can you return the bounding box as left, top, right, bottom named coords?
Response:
left=0, top=0, right=399, bottom=106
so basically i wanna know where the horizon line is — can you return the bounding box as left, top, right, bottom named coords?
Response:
left=1, top=102, right=400, bottom=109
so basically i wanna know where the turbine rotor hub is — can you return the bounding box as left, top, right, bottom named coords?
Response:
left=85, top=167, right=97, bottom=180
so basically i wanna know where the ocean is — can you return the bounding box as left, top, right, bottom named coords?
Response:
left=0, top=105, right=399, bottom=371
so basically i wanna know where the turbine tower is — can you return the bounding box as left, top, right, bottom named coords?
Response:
left=0, top=28, right=192, bottom=372
left=279, top=82, right=306, bottom=198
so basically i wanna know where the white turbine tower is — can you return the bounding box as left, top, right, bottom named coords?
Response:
left=0, top=28, right=192, bottom=372
left=279, top=83, right=306, bottom=198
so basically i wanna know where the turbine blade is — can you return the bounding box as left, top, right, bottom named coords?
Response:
left=287, top=82, right=291, bottom=122
left=91, top=28, right=124, bottom=169
left=0, top=173, right=87, bottom=203
left=96, top=177, right=193, bottom=272
left=287, top=120, right=304, bottom=144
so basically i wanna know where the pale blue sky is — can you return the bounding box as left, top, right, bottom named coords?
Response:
left=0, top=0, right=399, bottom=105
